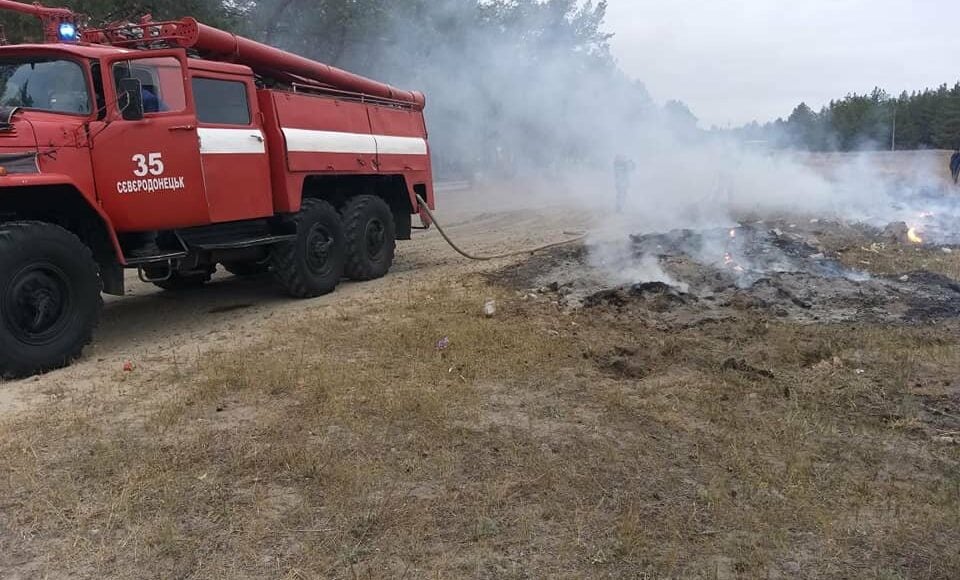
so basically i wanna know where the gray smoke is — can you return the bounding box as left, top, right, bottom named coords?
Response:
left=249, top=1, right=957, bottom=288
left=585, top=137, right=953, bottom=288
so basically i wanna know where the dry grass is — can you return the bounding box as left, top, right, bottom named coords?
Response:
left=839, top=243, right=960, bottom=279
left=1, top=265, right=959, bottom=577
left=796, top=150, right=953, bottom=188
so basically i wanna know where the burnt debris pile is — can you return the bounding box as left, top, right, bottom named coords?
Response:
left=498, top=219, right=960, bottom=328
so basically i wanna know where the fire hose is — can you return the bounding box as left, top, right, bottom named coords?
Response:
left=414, top=194, right=586, bottom=261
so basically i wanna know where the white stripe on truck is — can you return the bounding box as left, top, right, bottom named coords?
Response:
left=198, top=128, right=267, bottom=154
left=376, top=134, right=429, bottom=155
left=197, top=127, right=428, bottom=156
left=282, top=128, right=427, bottom=156
left=283, top=128, right=377, bottom=154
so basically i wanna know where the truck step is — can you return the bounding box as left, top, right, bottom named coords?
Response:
left=125, top=250, right=189, bottom=266
left=178, top=219, right=278, bottom=249
left=189, top=234, right=296, bottom=251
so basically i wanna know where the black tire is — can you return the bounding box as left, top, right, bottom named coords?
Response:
left=222, top=261, right=269, bottom=277
left=271, top=198, right=346, bottom=298
left=152, top=270, right=213, bottom=291
left=342, top=195, right=396, bottom=281
left=0, top=221, right=101, bottom=378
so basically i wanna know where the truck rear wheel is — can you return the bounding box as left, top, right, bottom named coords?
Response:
left=342, top=195, right=396, bottom=281
left=0, top=222, right=101, bottom=378
left=271, top=198, right=346, bottom=298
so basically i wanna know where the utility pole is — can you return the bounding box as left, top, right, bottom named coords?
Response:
left=890, top=105, right=897, bottom=151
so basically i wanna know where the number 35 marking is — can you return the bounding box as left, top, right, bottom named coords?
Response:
left=132, top=152, right=164, bottom=177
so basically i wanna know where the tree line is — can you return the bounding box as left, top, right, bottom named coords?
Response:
left=732, top=84, right=960, bottom=151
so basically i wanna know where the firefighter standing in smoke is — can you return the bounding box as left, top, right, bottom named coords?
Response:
left=614, top=155, right=636, bottom=211
left=951, top=147, right=960, bottom=184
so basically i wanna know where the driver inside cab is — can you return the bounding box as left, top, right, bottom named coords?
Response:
left=113, top=65, right=167, bottom=114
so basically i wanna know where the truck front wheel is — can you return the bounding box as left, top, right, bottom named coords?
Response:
left=0, top=222, right=101, bottom=378
left=271, top=198, right=346, bottom=298
left=342, top=195, right=396, bottom=281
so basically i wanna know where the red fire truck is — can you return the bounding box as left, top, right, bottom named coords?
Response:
left=0, top=1, right=434, bottom=377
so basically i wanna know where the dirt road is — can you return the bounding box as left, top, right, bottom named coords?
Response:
left=0, top=185, right=594, bottom=416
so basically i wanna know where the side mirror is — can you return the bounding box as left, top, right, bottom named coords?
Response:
left=117, top=78, right=144, bottom=121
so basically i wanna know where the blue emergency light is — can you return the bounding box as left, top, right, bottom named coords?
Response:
left=58, top=22, right=78, bottom=42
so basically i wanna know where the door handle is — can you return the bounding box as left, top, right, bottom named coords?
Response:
left=251, top=134, right=264, bottom=142
left=169, top=125, right=196, bottom=132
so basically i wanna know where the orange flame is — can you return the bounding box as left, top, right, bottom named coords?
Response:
left=907, top=227, right=923, bottom=244
left=723, top=252, right=745, bottom=272
left=725, top=229, right=744, bottom=271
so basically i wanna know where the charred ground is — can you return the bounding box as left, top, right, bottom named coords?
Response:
left=498, top=218, right=960, bottom=326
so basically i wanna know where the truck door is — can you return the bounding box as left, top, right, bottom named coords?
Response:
left=190, top=74, right=274, bottom=223
left=91, top=52, right=210, bottom=232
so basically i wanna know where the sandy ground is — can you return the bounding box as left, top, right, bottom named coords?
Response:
left=0, top=184, right=594, bottom=417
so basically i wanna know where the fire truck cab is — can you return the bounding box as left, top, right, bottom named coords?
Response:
left=0, top=6, right=434, bottom=377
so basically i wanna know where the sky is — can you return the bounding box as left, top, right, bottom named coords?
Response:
left=606, top=0, right=960, bottom=128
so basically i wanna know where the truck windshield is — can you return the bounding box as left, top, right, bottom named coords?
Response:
left=0, top=58, right=90, bottom=115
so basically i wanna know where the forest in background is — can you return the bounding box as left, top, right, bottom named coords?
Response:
left=730, top=85, right=960, bottom=152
